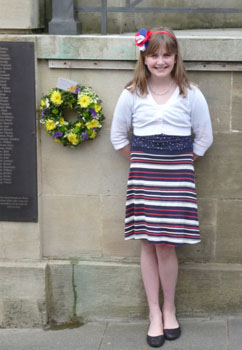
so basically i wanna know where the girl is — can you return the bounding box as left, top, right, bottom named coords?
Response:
left=110, top=27, right=213, bottom=348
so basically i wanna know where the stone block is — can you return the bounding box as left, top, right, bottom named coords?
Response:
left=0, top=222, right=41, bottom=260
left=47, top=260, right=242, bottom=321
left=197, top=197, right=217, bottom=226
left=180, top=35, right=242, bottom=62
left=232, top=72, right=242, bottom=131
left=177, top=263, right=242, bottom=316
left=101, top=195, right=141, bottom=257
left=177, top=225, right=216, bottom=264
left=40, top=130, right=103, bottom=196
left=47, top=261, right=74, bottom=324
left=40, top=127, right=130, bottom=197
left=100, top=145, right=130, bottom=196
left=195, top=133, right=242, bottom=199
left=37, top=35, right=136, bottom=60
left=74, top=260, right=147, bottom=320
left=188, top=71, right=231, bottom=133
left=0, top=0, right=45, bottom=29
left=41, top=195, right=102, bottom=257
left=0, top=262, right=47, bottom=327
left=37, top=60, right=70, bottom=97
left=215, top=200, right=242, bottom=263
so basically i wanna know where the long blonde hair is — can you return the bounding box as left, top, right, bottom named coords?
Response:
left=126, top=26, right=190, bottom=97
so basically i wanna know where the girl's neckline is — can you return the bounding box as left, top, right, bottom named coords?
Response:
left=148, top=85, right=179, bottom=106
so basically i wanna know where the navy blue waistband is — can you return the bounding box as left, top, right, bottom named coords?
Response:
left=131, top=134, right=193, bottom=155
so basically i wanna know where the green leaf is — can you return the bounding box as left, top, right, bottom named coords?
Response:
left=74, top=126, right=80, bottom=133
left=60, top=126, right=67, bottom=132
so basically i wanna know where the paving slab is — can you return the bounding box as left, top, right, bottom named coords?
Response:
left=228, top=317, right=242, bottom=350
left=100, top=322, right=148, bottom=350
left=0, top=318, right=234, bottom=350
left=100, top=319, right=228, bottom=350
left=0, top=322, right=107, bottom=350
left=164, top=318, right=228, bottom=350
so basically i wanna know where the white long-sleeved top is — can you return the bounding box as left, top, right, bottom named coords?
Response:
left=110, top=85, right=213, bottom=156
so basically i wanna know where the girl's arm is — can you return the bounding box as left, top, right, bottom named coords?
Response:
left=119, top=144, right=131, bottom=160
left=191, top=87, right=213, bottom=156
left=193, top=153, right=199, bottom=160
left=110, top=89, right=133, bottom=151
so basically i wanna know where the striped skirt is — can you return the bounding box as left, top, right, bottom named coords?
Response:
left=125, top=134, right=200, bottom=246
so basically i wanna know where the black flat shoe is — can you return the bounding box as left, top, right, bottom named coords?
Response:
left=164, top=326, right=181, bottom=340
left=147, top=334, right=165, bottom=347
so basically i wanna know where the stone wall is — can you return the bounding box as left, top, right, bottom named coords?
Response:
left=0, top=0, right=45, bottom=33
left=1, top=0, right=242, bottom=34
left=77, top=0, right=242, bottom=33
left=0, top=30, right=242, bottom=326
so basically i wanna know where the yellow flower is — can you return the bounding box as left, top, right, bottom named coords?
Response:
left=59, top=117, right=65, bottom=125
left=50, top=90, right=63, bottom=105
left=54, top=138, right=62, bottom=143
left=68, top=85, right=76, bottom=93
left=78, top=95, right=91, bottom=108
left=86, top=119, right=100, bottom=129
left=40, top=99, right=46, bottom=108
left=67, top=132, right=79, bottom=145
left=94, top=104, right=102, bottom=113
left=76, top=122, right=82, bottom=127
left=89, top=131, right=97, bottom=139
left=45, top=119, right=56, bottom=131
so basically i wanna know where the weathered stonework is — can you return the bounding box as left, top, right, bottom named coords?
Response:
left=76, top=0, right=242, bottom=34
left=46, top=260, right=242, bottom=323
left=0, top=0, right=45, bottom=30
left=0, top=262, right=47, bottom=327
left=0, top=30, right=242, bottom=326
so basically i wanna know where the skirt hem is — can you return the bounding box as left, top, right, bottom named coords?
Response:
left=125, top=236, right=201, bottom=247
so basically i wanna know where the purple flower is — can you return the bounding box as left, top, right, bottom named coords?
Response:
left=41, top=111, right=45, bottom=117
left=82, top=132, right=88, bottom=140
left=75, top=86, right=81, bottom=94
left=89, top=108, right=97, bottom=118
left=52, top=131, right=63, bottom=139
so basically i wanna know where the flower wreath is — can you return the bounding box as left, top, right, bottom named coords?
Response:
left=40, top=85, right=105, bottom=147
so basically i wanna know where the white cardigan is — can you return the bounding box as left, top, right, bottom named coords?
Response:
left=110, top=85, right=213, bottom=156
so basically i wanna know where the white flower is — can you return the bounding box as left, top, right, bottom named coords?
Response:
left=45, top=98, right=50, bottom=108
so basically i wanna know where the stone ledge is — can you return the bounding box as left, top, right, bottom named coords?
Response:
left=1, top=29, right=242, bottom=61
left=0, top=261, right=48, bottom=327
left=47, top=260, right=242, bottom=323
left=1, top=260, right=242, bottom=327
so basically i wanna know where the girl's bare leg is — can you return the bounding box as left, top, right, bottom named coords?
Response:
left=155, top=245, right=179, bottom=329
left=140, top=241, right=163, bottom=336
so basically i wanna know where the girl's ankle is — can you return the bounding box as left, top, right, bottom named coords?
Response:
left=149, top=307, right=162, bottom=317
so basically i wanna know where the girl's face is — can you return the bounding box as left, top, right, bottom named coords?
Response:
left=144, top=46, right=176, bottom=80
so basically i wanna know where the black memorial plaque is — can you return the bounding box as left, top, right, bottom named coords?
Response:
left=0, top=42, right=37, bottom=222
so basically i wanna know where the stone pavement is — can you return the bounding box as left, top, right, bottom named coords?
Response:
left=0, top=317, right=242, bottom=350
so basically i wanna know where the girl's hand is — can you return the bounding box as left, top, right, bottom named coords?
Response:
left=193, top=153, right=199, bottom=161
left=119, top=144, right=131, bottom=160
